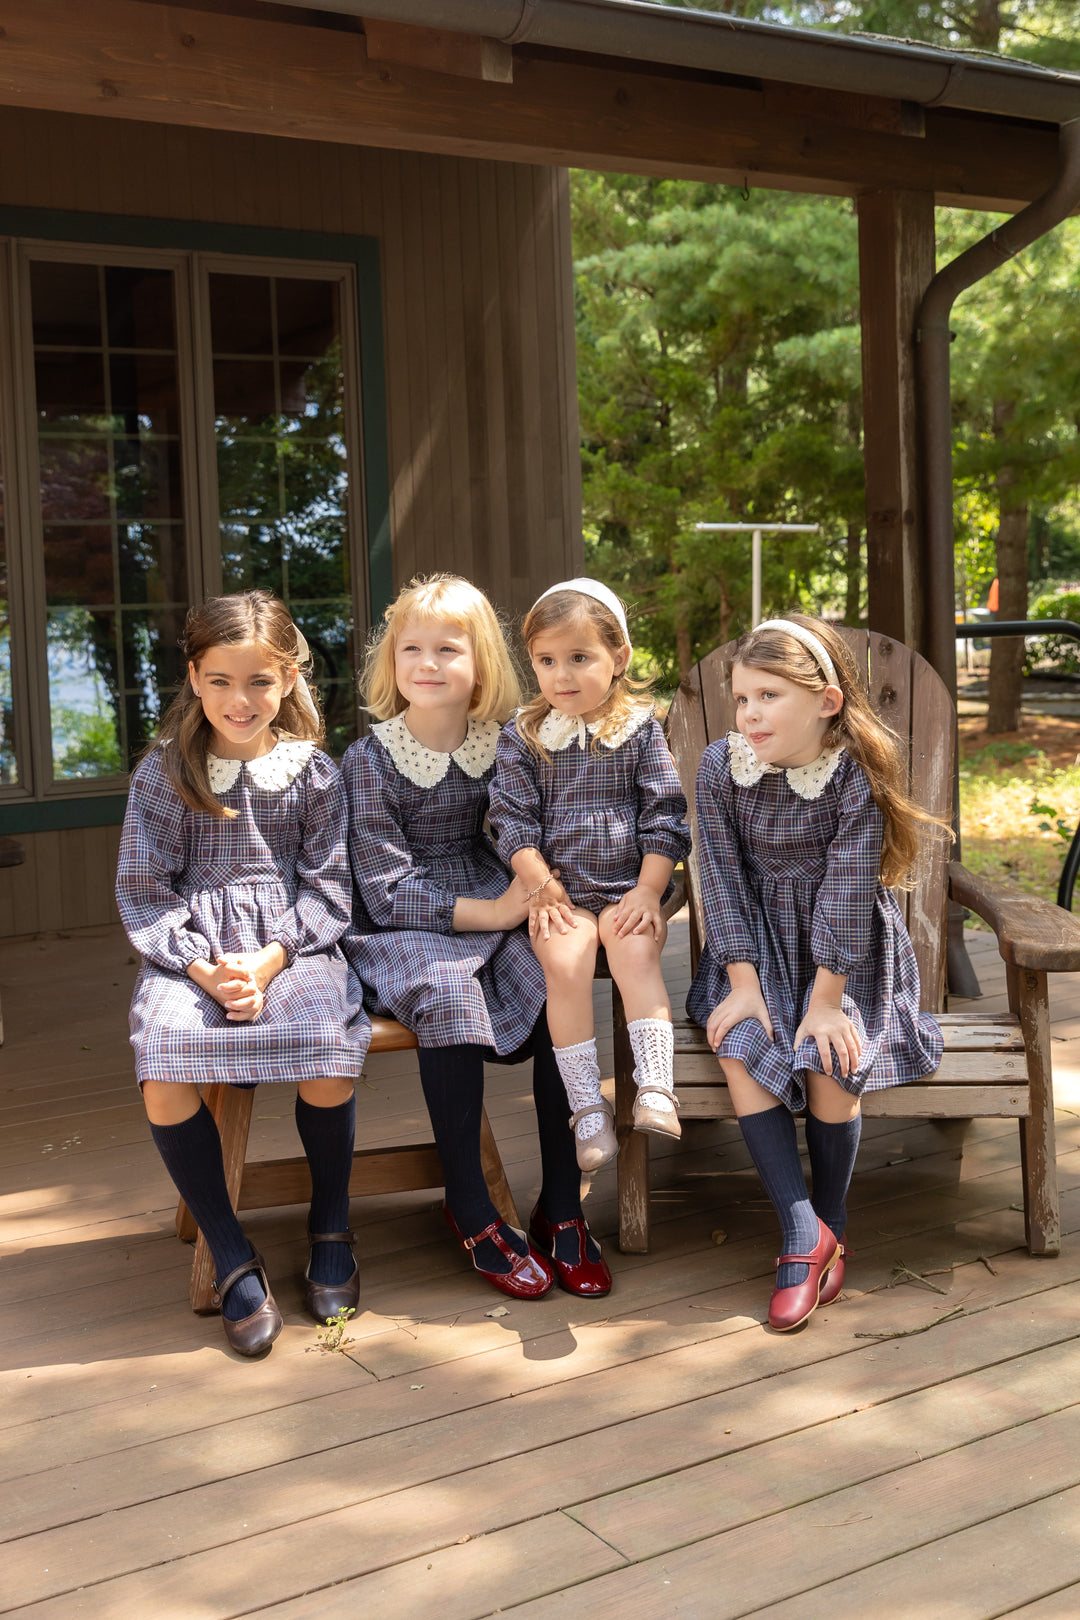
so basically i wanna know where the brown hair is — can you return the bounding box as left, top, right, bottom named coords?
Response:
left=729, top=614, right=951, bottom=888
left=154, top=590, right=323, bottom=818
left=361, top=573, right=522, bottom=723
left=517, top=588, right=651, bottom=757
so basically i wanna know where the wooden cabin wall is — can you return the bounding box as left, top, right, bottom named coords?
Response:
left=0, top=107, right=582, bottom=937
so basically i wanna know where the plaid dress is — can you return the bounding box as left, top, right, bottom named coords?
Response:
left=489, top=707, right=691, bottom=914
left=340, top=717, right=546, bottom=1052
left=117, top=741, right=370, bottom=1086
left=686, top=734, right=942, bottom=1109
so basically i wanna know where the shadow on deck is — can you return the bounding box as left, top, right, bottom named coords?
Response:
left=2, top=920, right=1080, bottom=1617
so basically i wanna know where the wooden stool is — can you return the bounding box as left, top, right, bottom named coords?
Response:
left=176, top=1016, right=520, bottom=1313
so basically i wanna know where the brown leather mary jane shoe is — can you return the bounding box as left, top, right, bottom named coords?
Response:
left=304, top=1230, right=361, bottom=1325
left=212, top=1251, right=283, bottom=1359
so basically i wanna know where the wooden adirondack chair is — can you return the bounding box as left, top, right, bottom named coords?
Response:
left=176, top=1016, right=518, bottom=1313
left=613, top=629, right=1080, bottom=1257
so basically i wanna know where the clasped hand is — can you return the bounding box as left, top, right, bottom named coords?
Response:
left=189, top=944, right=285, bottom=1022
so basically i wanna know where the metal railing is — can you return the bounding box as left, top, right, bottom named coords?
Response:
left=955, top=618, right=1080, bottom=910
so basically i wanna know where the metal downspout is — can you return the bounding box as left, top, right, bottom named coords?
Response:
left=916, top=117, right=1080, bottom=993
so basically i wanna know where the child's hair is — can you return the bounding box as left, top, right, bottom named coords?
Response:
left=729, top=614, right=950, bottom=888
left=517, top=586, right=651, bottom=757
left=155, top=590, right=323, bottom=819
left=361, top=573, right=522, bottom=723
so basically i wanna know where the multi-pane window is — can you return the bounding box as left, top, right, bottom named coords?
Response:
left=209, top=272, right=354, bottom=756
left=4, top=245, right=366, bottom=798
left=31, top=260, right=189, bottom=779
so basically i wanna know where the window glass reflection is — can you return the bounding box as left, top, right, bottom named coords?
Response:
left=31, top=259, right=189, bottom=779
left=210, top=273, right=355, bottom=751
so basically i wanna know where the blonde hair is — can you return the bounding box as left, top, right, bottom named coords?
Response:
left=730, top=614, right=951, bottom=888
left=517, top=587, right=651, bottom=758
left=361, top=573, right=521, bottom=723
left=154, top=590, right=323, bottom=820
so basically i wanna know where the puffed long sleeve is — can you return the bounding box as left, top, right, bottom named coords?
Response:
left=267, top=752, right=353, bottom=960
left=488, top=723, right=544, bottom=863
left=343, top=739, right=458, bottom=934
left=635, top=719, right=691, bottom=866
left=116, top=754, right=214, bottom=972
left=695, top=743, right=760, bottom=967
left=810, top=760, right=883, bottom=976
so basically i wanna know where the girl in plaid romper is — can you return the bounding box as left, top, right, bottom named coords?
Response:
left=117, top=591, right=369, bottom=1358
left=489, top=580, right=691, bottom=1174
left=687, top=616, right=946, bottom=1331
left=342, top=575, right=612, bottom=1301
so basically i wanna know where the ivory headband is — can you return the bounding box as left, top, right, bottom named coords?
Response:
left=753, top=618, right=837, bottom=686
left=292, top=628, right=311, bottom=665
left=533, top=577, right=630, bottom=641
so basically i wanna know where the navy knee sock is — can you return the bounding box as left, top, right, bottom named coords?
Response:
left=805, top=1110, right=862, bottom=1242
left=295, top=1092, right=356, bottom=1285
left=530, top=1011, right=597, bottom=1266
left=149, top=1101, right=266, bottom=1321
left=417, top=1044, right=527, bottom=1276
left=738, top=1106, right=819, bottom=1288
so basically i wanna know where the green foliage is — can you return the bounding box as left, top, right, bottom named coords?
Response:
left=316, top=1305, right=356, bottom=1352
left=1029, top=796, right=1074, bottom=842
left=1024, top=588, right=1080, bottom=673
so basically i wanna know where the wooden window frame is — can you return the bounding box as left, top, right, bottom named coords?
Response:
left=0, top=209, right=389, bottom=831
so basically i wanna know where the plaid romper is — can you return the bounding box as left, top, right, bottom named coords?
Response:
left=489, top=705, right=691, bottom=914
left=686, top=733, right=943, bottom=1109
left=340, top=716, right=546, bottom=1053
left=117, top=740, right=370, bottom=1086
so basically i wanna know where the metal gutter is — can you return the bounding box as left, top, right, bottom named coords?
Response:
left=260, top=0, right=1080, bottom=124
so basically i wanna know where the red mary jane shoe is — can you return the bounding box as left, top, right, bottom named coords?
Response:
left=443, top=1205, right=554, bottom=1300
left=528, top=1204, right=612, bottom=1298
left=768, top=1217, right=840, bottom=1332
left=817, top=1232, right=849, bottom=1308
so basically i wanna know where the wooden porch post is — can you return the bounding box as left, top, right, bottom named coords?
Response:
left=857, top=190, right=936, bottom=651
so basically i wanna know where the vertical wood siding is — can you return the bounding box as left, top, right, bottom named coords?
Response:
left=0, top=107, right=582, bottom=936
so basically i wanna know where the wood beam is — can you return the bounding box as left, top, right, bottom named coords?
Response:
left=858, top=189, right=936, bottom=649
left=363, top=19, right=513, bottom=84
left=0, top=1, right=1060, bottom=209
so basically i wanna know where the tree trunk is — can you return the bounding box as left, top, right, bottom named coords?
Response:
left=986, top=401, right=1028, bottom=733
left=844, top=522, right=862, bottom=625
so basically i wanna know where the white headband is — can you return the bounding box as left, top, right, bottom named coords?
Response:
left=292, top=627, right=310, bottom=665
left=533, top=577, right=630, bottom=641
left=753, top=618, right=837, bottom=685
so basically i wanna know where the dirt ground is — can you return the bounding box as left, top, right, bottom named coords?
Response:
left=959, top=711, right=1080, bottom=769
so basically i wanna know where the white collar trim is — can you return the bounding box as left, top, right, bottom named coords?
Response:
left=537, top=702, right=654, bottom=753
left=373, top=714, right=500, bottom=787
left=207, top=738, right=316, bottom=795
left=727, top=730, right=844, bottom=800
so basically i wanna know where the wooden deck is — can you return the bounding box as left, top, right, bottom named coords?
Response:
left=2, top=919, right=1080, bottom=1619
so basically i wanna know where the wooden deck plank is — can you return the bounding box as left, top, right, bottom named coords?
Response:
left=504, top=1406, right=1080, bottom=1620
left=743, top=1492, right=1080, bottom=1618
left=6, top=1286, right=1080, bottom=1611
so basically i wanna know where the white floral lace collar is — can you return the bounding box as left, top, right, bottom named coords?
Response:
left=372, top=713, right=500, bottom=787
left=536, top=702, right=654, bottom=753
left=207, top=738, right=316, bottom=795
left=726, top=729, right=844, bottom=801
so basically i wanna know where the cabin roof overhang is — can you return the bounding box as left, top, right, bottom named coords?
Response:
left=0, top=0, right=1077, bottom=211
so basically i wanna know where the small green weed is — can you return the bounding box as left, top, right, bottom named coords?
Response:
left=316, top=1305, right=356, bottom=1353
left=1029, top=797, right=1075, bottom=843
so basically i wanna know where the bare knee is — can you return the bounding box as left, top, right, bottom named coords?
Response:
left=142, top=1080, right=202, bottom=1126
left=805, top=1070, right=861, bottom=1122
left=720, top=1058, right=780, bottom=1117
left=298, top=1076, right=355, bottom=1108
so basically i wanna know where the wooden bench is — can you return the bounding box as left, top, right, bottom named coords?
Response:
left=177, top=1015, right=518, bottom=1313
left=613, top=629, right=1080, bottom=1257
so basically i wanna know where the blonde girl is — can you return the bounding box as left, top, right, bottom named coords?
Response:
left=489, top=579, right=691, bottom=1173
left=687, top=615, right=946, bottom=1331
left=342, top=575, right=612, bottom=1301
left=116, top=590, right=369, bottom=1358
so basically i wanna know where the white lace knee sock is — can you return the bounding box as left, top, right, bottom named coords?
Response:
left=628, top=1017, right=676, bottom=1113
left=553, top=1038, right=606, bottom=1141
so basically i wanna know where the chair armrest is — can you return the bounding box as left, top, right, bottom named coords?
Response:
left=949, top=860, right=1080, bottom=972
left=662, top=872, right=687, bottom=922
